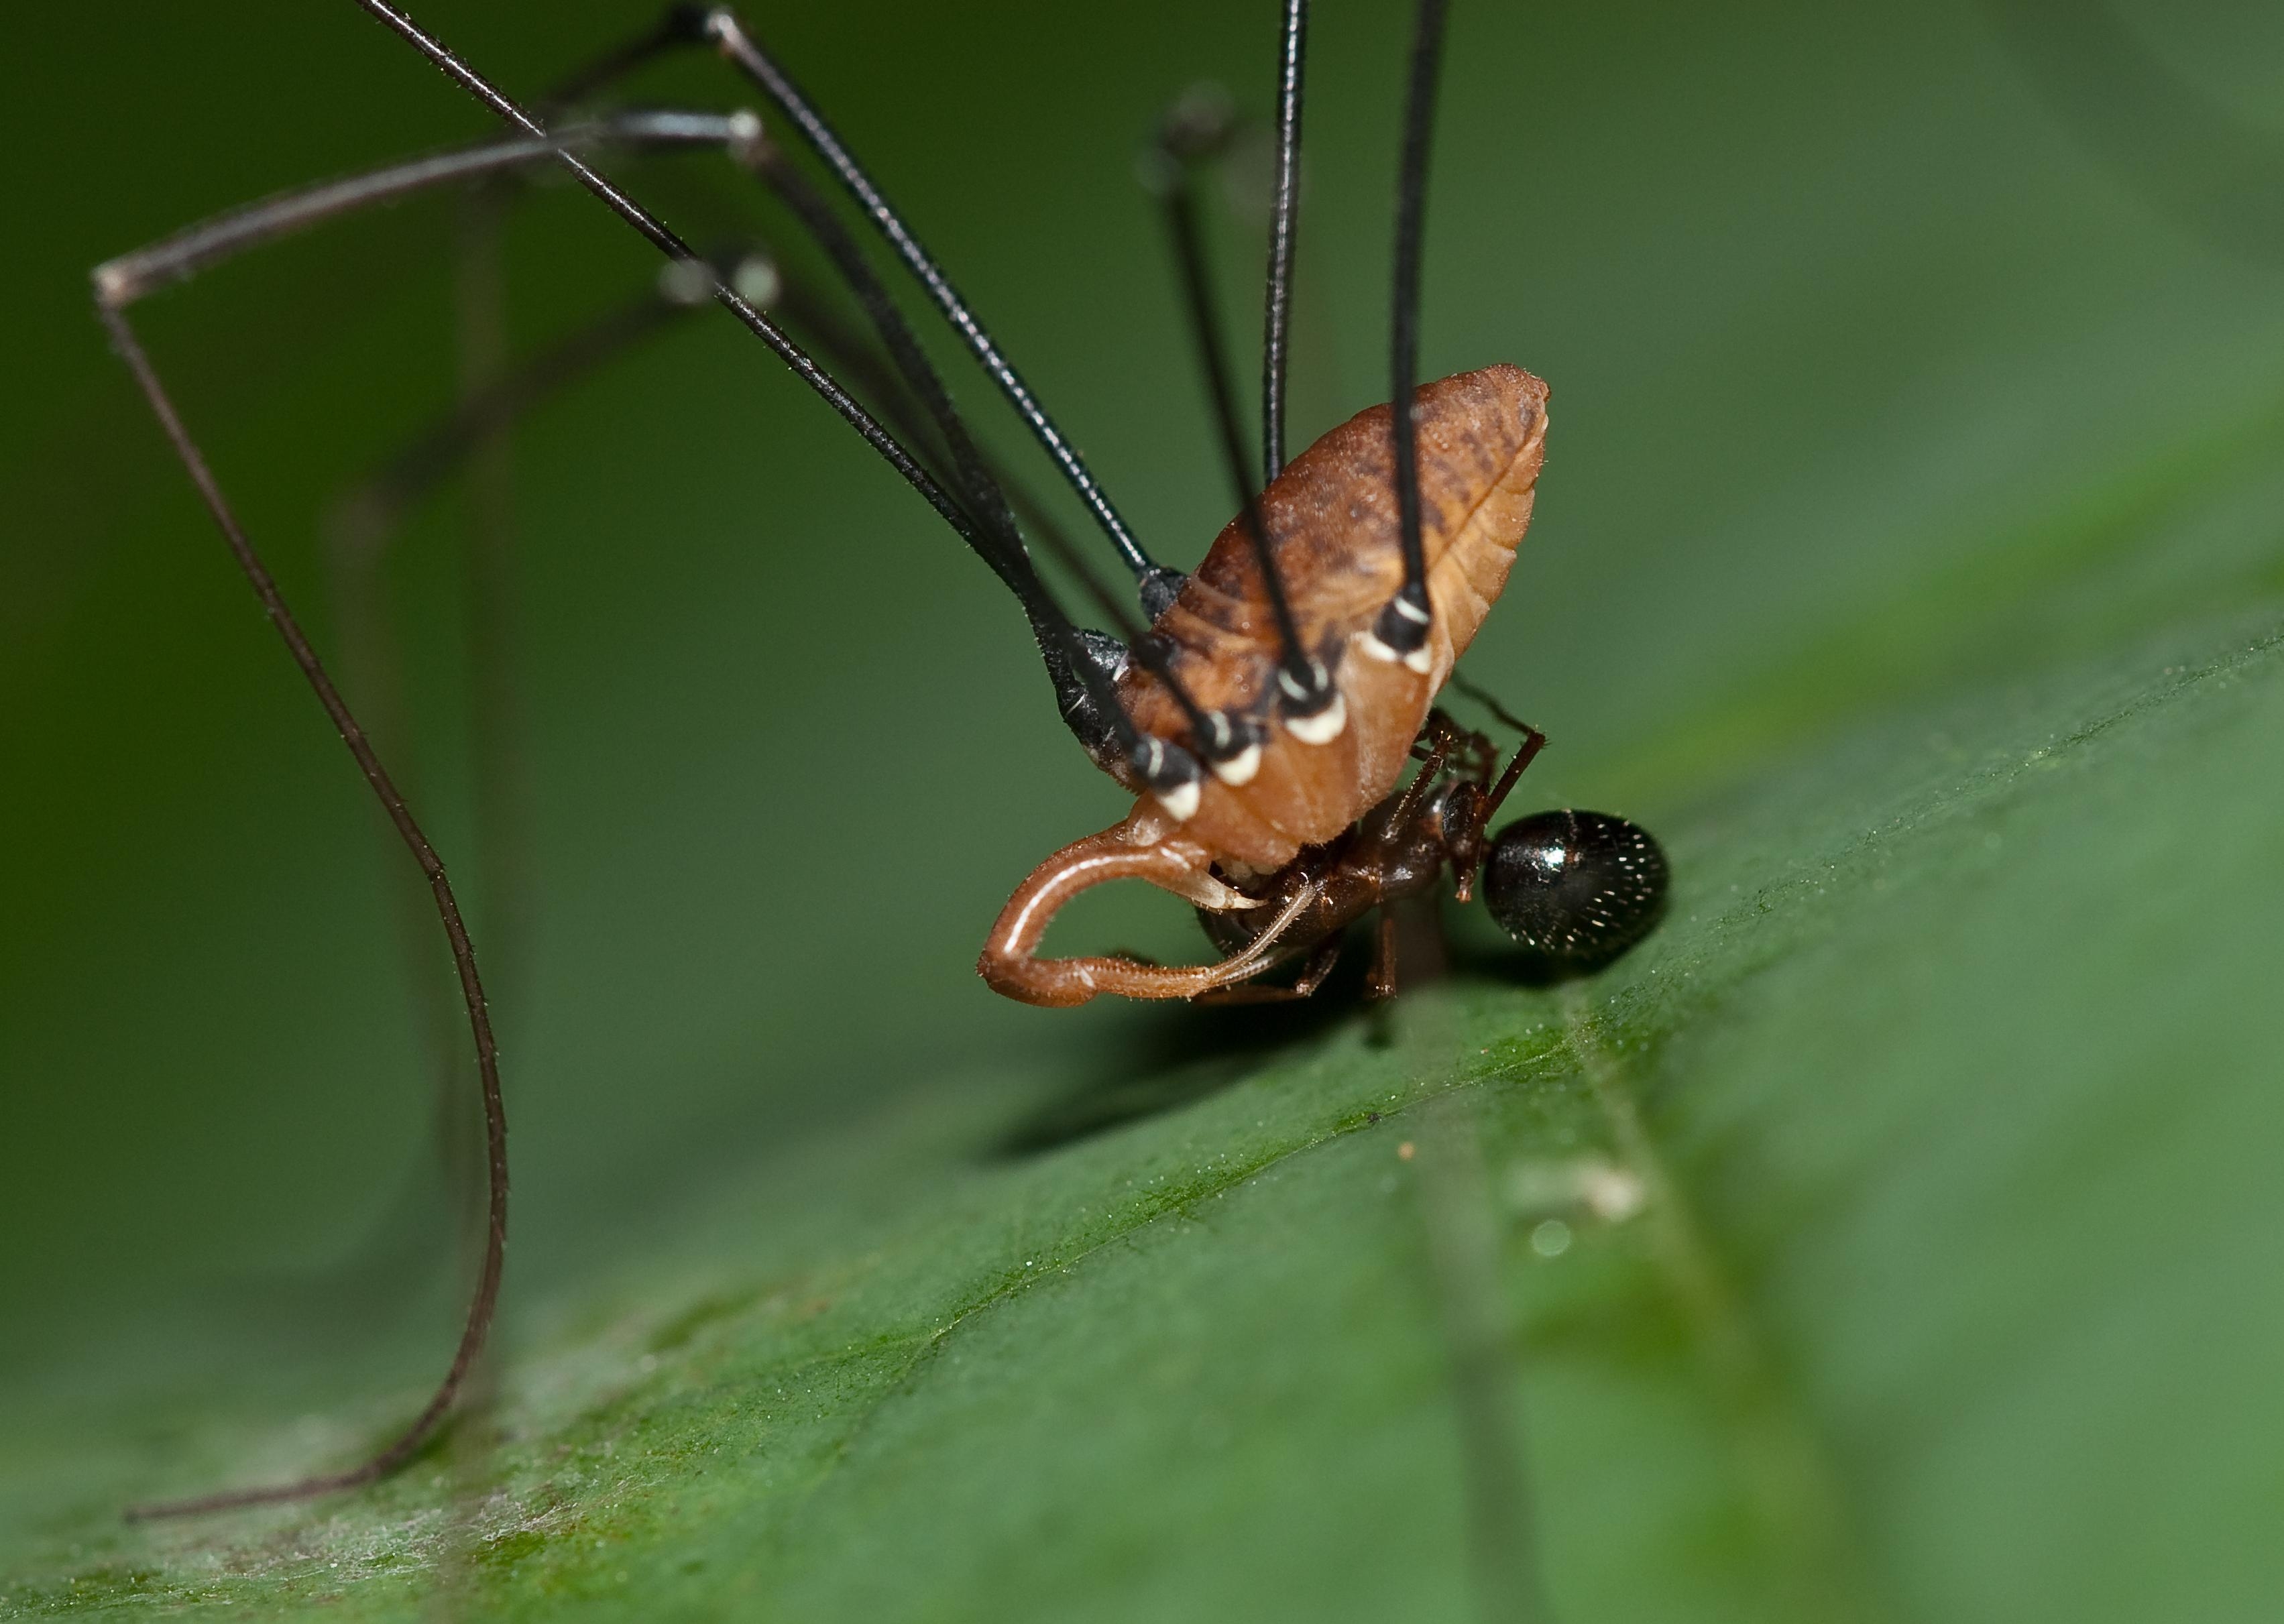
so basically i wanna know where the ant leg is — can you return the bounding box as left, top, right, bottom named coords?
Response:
left=1371, top=0, right=1454, bottom=671
left=1365, top=909, right=1403, bottom=1002
left=1443, top=674, right=1548, bottom=818
left=1373, top=712, right=1463, bottom=836
left=979, top=819, right=1322, bottom=1008
left=1194, top=933, right=1345, bottom=1006
left=1477, top=725, right=1549, bottom=827
left=1450, top=719, right=1546, bottom=905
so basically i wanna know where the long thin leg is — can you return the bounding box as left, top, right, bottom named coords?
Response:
left=701, top=10, right=1186, bottom=614
left=94, top=111, right=740, bottom=307
left=496, top=1, right=1164, bottom=617
left=1261, top=0, right=1309, bottom=486
left=101, top=304, right=506, bottom=1520
left=327, top=227, right=1138, bottom=680
left=349, top=0, right=1190, bottom=799
left=775, top=280, right=1137, bottom=632
left=1147, top=102, right=1340, bottom=733
left=726, top=118, right=1233, bottom=764
left=1373, top=0, right=1454, bottom=666
left=1194, top=932, right=1343, bottom=1006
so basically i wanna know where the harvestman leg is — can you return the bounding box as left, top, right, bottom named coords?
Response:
left=703, top=0, right=1457, bottom=874
left=319, top=116, right=1169, bottom=1441
left=97, top=316, right=503, bottom=1521
left=695, top=9, right=1188, bottom=616
left=713, top=0, right=1353, bottom=760
left=671, top=7, right=1332, bottom=760
left=1261, top=0, right=1310, bottom=486
left=469, top=3, right=1394, bottom=797
left=331, top=74, right=1222, bottom=1056
left=94, top=111, right=762, bottom=1524
left=1373, top=0, right=1454, bottom=671
left=1143, top=93, right=1346, bottom=743
left=713, top=100, right=1263, bottom=754
left=420, top=1, right=1186, bottom=620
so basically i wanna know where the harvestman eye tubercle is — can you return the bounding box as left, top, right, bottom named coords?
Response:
left=93, top=0, right=1667, bottom=1515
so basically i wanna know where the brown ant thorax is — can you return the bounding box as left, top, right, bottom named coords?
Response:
left=980, top=365, right=1547, bottom=1006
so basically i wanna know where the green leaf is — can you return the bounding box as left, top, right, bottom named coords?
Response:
left=5, top=3, right=2282, bottom=1621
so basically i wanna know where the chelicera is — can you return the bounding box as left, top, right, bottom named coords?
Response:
left=94, top=0, right=1664, bottom=1515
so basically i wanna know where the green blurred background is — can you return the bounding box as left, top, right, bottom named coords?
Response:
left=5, top=1, right=2283, bottom=1619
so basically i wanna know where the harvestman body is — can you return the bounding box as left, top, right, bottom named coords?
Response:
left=983, top=365, right=1552, bottom=1004
left=94, top=0, right=1666, bottom=1515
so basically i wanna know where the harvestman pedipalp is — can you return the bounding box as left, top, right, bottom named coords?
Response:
left=96, top=0, right=1666, bottom=1516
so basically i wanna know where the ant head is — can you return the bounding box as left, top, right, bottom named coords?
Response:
left=1481, top=810, right=1668, bottom=974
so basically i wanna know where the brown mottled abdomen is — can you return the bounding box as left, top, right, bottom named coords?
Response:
left=1112, top=363, right=1548, bottom=871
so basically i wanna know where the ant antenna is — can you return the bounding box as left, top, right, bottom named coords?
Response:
left=1447, top=670, right=1537, bottom=742
left=1374, top=0, right=1451, bottom=669
left=1146, top=97, right=1340, bottom=734
left=702, top=11, right=1189, bottom=620
left=1261, top=0, right=1308, bottom=486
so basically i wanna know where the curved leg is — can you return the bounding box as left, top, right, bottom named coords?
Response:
left=1194, top=933, right=1345, bottom=1006
left=1364, top=907, right=1403, bottom=1001
left=980, top=815, right=1317, bottom=1007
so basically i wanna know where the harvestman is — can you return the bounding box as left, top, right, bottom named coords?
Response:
left=95, top=0, right=1667, bottom=1517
